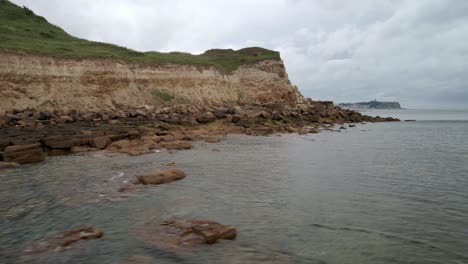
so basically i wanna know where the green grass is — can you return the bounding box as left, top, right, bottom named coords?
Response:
left=0, top=0, right=280, bottom=73
left=151, top=89, right=174, bottom=102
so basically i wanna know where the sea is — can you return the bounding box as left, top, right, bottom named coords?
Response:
left=1, top=109, right=467, bottom=264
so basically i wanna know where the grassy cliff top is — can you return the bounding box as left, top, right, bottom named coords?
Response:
left=0, top=0, right=280, bottom=73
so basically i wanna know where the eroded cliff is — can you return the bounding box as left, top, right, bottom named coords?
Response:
left=0, top=51, right=301, bottom=112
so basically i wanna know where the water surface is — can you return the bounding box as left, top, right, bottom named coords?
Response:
left=1, top=110, right=467, bottom=264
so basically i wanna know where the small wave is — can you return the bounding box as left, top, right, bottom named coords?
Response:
left=109, top=172, right=125, bottom=181
left=310, top=223, right=468, bottom=261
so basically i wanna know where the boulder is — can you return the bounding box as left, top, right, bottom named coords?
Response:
left=196, top=112, right=217, bottom=124
left=0, top=161, right=19, bottom=169
left=160, top=141, right=192, bottom=150
left=90, top=136, right=112, bottom=149
left=136, top=169, right=186, bottom=185
left=2, top=144, right=46, bottom=164
left=137, top=219, right=236, bottom=249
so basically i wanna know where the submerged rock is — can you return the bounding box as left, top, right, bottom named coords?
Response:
left=137, top=219, right=236, bottom=249
left=136, top=169, right=186, bottom=185
left=27, top=226, right=103, bottom=253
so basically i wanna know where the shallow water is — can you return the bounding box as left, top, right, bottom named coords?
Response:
left=1, top=111, right=468, bottom=264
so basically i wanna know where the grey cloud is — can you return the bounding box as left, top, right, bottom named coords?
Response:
left=10, top=0, right=468, bottom=109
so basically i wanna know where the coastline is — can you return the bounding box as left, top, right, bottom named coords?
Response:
left=0, top=100, right=399, bottom=167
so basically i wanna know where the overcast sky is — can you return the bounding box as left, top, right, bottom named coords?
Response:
left=11, top=0, right=468, bottom=109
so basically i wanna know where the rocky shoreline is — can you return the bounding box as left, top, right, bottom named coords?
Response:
left=0, top=99, right=398, bottom=166
left=2, top=99, right=400, bottom=259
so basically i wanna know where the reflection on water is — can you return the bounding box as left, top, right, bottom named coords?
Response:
left=1, top=117, right=468, bottom=264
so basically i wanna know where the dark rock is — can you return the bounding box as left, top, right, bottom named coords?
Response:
left=231, top=115, right=241, bottom=123
left=136, top=169, right=187, bottom=185
left=42, top=136, right=76, bottom=149
left=339, top=126, right=347, bottom=129
left=0, top=138, right=11, bottom=151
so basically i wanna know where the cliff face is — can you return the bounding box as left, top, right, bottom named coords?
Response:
left=0, top=51, right=301, bottom=112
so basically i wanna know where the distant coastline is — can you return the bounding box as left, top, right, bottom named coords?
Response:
left=338, top=100, right=404, bottom=110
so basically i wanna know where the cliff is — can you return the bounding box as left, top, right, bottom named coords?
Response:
left=0, top=51, right=300, bottom=111
left=0, top=1, right=301, bottom=111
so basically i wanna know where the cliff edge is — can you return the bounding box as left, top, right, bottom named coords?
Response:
left=0, top=1, right=301, bottom=111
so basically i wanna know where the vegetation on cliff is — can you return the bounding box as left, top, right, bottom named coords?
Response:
left=0, top=0, right=280, bottom=73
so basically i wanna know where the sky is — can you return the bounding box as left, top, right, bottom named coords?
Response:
left=10, top=0, right=468, bottom=109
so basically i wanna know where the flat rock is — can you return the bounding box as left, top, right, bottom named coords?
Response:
left=136, top=169, right=186, bottom=185
left=2, top=143, right=46, bottom=163
left=137, top=219, right=236, bottom=249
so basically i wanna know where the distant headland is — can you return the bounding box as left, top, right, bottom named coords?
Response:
left=338, top=100, right=404, bottom=110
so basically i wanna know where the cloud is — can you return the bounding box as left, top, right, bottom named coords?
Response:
left=10, top=0, right=468, bottom=109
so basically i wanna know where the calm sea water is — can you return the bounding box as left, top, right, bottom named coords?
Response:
left=1, top=110, right=467, bottom=264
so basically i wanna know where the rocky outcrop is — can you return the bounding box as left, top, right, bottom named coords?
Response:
left=1, top=143, right=45, bottom=163
left=137, top=219, right=236, bottom=249
left=0, top=51, right=300, bottom=112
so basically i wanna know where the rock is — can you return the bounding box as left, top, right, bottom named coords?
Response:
left=160, top=141, right=192, bottom=150
left=28, top=226, right=103, bottom=253
left=90, top=136, right=111, bottom=149
left=71, top=146, right=99, bottom=153
left=107, top=139, right=159, bottom=156
left=212, top=110, right=228, bottom=119
left=42, top=136, right=76, bottom=149
left=136, top=169, right=186, bottom=185
left=196, top=112, right=217, bottom=124
left=298, top=128, right=309, bottom=135
left=2, top=144, right=46, bottom=164
left=309, top=128, right=320, bottom=134
left=231, top=115, right=241, bottom=123
left=0, top=161, right=19, bottom=169
left=137, top=219, right=236, bottom=249
left=339, top=126, right=347, bottom=130
left=348, top=124, right=356, bottom=128
left=205, top=136, right=222, bottom=143
left=0, top=138, right=10, bottom=151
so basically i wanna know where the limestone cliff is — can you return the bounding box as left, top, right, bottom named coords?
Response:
left=0, top=51, right=301, bottom=112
